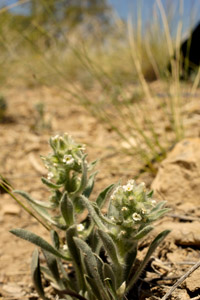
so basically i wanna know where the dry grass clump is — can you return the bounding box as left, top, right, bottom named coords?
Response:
left=1, top=0, right=199, bottom=174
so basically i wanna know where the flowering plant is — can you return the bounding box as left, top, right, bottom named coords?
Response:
left=11, top=133, right=170, bottom=300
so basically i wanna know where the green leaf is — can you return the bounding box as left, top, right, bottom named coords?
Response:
left=148, top=208, right=170, bottom=222
left=104, top=278, right=118, bottom=300
left=150, top=201, right=166, bottom=213
left=98, top=229, right=123, bottom=287
left=96, top=184, right=115, bottom=208
left=147, top=190, right=154, bottom=198
left=60, top=192, right=74, bottom=226
left=88, top=159, right=98, bottom=171
left=83, top=172, right=97, bottom=198
left=10, top=228, right=68, bottom=260
left=41, top=177, right=62, bottom=189
left=98, top=229, right=121, bottom=267
left=126, top=230, right=170, bottom=293
left=42, top=250, right=64, bottom=289
left=132, top=225, right=154, bottom=240
left=66, top=226, right=85, bottom=291
left=40, top=265, right=55, bottom=282
left=84, top=275, right=103, bottom=300
left=74, top=238, right=110, bottom=300
left=87, top=230, right=101, bottom=254
left=31, top=249, right=48, bottom=300
left=93, top=254, right=104, bottom=281
left=73, top=237, right=99, bottom=279
left=72, top=157, right=88, bottom=196
left=93, top=204, right=115, bottom=225
left=50, top=230, right=60, bottom=249
left=123, top=245, right=137, bottom=282
left=103, top=263, right=116, bottom=291
left=14, top=190, right=53, bottom=209
left=81, top=195, right=107, bottom=231
left=30, top=202, right=66, bottom=230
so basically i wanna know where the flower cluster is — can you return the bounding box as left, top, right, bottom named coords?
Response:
left=109, top=180, right=158, bottom=238
left=41, top=133, right=86, bottom=187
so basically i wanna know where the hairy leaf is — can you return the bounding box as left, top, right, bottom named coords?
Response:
left=50, top=230, right=60, bottom=249
left=103, top=263, right=116, bottom=291
left=83, top=172, right=97, bottom=198
left=133, top=225, right=154, bottom=240
left=31, top=249, right=48, bottom=300
left=10, top=228, right=68, bottom=260
left=81, top=195, right=107, bottom=231
left=96, top=184, right=115, bottom=208
left=66, top=226, right=85, bottom=291
left=60, top=192, right=74, bottom=226
left=98, top=229, right=121, bottom=267
left=14, top=190, right=53, bottom=208
left=123, top=244, right=137, bottom=282
left=42, top=250, right=64, bottom=289
left=74, top=237, right=109, bottom=299
left=85, top=275, right=105, bottom=300
left=41, top=177, right=62, bottom=189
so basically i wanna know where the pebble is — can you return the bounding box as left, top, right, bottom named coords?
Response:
left=2, top=204, right=21, bottom=215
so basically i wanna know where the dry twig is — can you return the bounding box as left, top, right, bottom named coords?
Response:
left=161, top=259, right=200, bottom=300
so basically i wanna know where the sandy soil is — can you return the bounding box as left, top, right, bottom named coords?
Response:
left=0, top=83, right=199, bottom=299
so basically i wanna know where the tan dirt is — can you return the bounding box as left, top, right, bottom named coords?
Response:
left=0, top=83, right=199, bottom=299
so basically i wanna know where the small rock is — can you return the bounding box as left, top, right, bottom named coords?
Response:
left=2, top=204, right=20, bottom=215
left=170, top=288, right=190, bottom=300
left=185, top=268, right=200, bottom=292
left=151, top=138, right=200, bottom=206
left=2, top=283, right=24, bottom=297
left=153, top=221, right=200, bottom=246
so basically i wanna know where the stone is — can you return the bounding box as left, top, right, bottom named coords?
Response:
left=151, top=138, right=200, bottom=206
left=2, top=283, right=25, bottom=297
left=153, top=221, right=200, bottom=246
left=185, top=268, right=200, bottom=292
left=2, top=204, right=21, bottom=215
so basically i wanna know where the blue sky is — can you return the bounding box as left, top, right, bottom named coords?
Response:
left=2, top=0, right=200, bottom=34
left=108, top=0, right=200, bottom=34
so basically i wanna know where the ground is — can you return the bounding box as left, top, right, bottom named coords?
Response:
left=0, top=82, right=199, bottom=299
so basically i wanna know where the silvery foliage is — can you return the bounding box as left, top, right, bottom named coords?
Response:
left=11, top=133, right=170, bottom=300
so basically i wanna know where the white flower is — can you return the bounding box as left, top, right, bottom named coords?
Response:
left=123, top=182, right=134, bottom=192
left=132, top=212, right=142, bottom=221
left=63, top=154, right=74, bottom=165
left=47, top=172, right=54, bottom=180
left=110, top=216, right=115, bottom=221
left=63, top=244, right=68, bottom=251
left=141, top=208, right=147, bottom=214
left=77, top=224, right=84, bottom=232
left=52, top=134, right=59, bottom=141
left=122, top=206, right=128, bottom=212
left=151, top=200, right=156, bottom=206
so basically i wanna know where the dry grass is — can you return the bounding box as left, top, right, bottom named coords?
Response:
left=0, top=0, right=199, bottom=174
